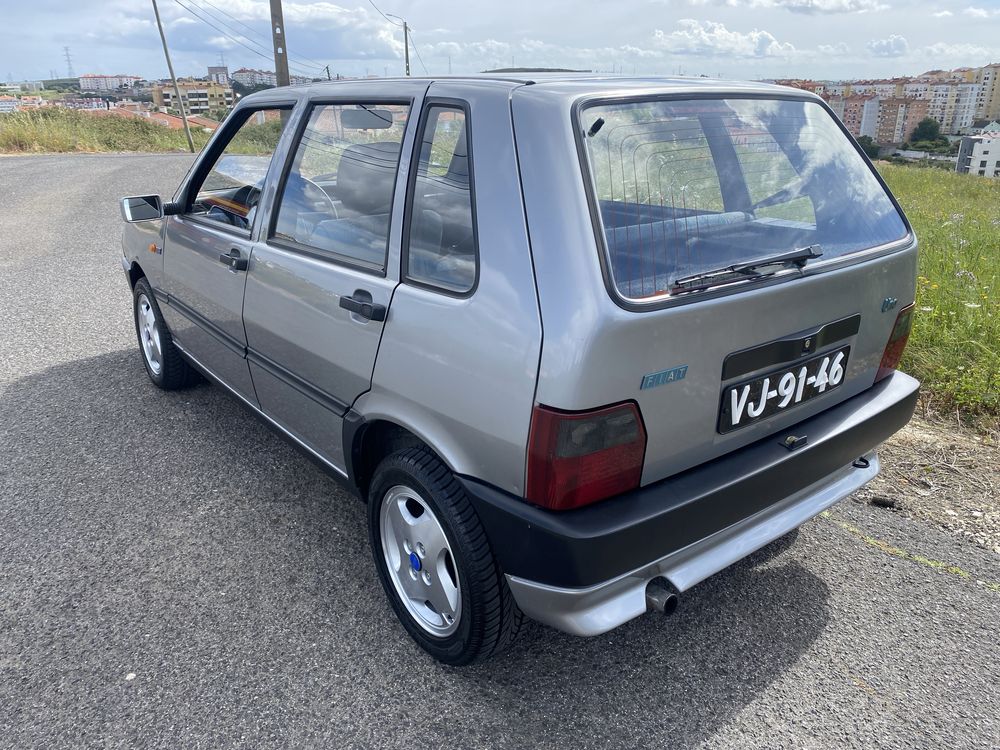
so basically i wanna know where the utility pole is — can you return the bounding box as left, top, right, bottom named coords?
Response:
left=269, top=0, right=290, bottom=87
left=151, top=0, right=194, bottom=153
left=403, top=21, right=411, bottom=76
left=324, top=65, right=331, bottom=80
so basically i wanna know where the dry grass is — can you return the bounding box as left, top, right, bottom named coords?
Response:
left=856, top=416, right=1000, bottom=554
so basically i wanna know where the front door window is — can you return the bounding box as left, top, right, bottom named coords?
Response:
left=190, top=109, right=290, bottom=231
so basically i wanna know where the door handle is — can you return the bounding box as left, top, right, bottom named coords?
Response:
left=339, top=291, right=387, bottom=322
left=219, top=248, right=249, bottom=272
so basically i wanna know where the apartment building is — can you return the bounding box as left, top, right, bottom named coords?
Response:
left=152, top=82, right=234, bottom=115
left=207, top=66, right=229, bottom=85
left=0, top=95, right=18, bottom=113
left=231, top=67, right=314, bottom=88
left=836, top=95, right=874, bottom=137
left=876, top=97, right=930, bottom=144
left=956, top=134, right=1000, bottom=177
left=78, top=74, right=142, bottom=92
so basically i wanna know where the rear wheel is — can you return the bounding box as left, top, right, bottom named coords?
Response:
left=368, top=447, right=522, bottom=665
left=132, top=277, right=199, bottom=390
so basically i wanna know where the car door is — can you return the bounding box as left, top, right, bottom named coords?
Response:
left=159, top=104, right=294, bottom=403
left=242, top=81, right=428, bottom=470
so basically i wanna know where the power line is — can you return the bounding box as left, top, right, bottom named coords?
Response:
left=367, top=0, right=403, bottom=26
left=171, top=0, right=318, bottom=79
left=406, top=29, right=430, bottom=76
left=187, top=0, right=328, bottom=71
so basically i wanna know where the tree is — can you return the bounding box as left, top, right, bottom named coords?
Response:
left=856, top=135, right=880, bottom=159
left=910, top=117, right=942, bottom=143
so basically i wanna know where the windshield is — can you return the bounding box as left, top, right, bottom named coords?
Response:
left=580, top=97, right=909, bottom=301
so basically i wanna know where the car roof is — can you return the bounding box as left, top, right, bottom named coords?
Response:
left=243, top=73, right=811, bottom=103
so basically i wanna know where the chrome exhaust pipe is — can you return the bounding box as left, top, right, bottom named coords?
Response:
left=645, top=578, right=678, bottom=617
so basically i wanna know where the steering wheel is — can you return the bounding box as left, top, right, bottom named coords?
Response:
left=286, top=173, right=338, bottom=222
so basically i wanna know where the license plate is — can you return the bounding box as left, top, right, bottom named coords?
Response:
left=718, top=346, right=851, bottom=433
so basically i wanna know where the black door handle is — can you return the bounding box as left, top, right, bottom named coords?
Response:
left=219, top=248, right=248, bottom=272
left=339, top=291, right=386, bottom=321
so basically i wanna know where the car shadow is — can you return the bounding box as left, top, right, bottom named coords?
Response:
left=0, top=350, right=829, bottom=748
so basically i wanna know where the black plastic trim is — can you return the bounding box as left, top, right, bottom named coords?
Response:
left=460, top=373, right=919, bottom=589
left=722, top=313, right=861, bottom=380
left=156, top=289, right=247, bottom=357
left=246, top=348, right=350, bottom=416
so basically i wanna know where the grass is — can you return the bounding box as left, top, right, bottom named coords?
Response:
left=0, top=107, right=213, bottom=153
left=878, top=163, right=1000, bottom=428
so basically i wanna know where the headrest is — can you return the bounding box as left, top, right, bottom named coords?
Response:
left=336, top=141, right=401, bottom=215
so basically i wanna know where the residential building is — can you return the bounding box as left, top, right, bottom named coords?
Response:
left=61, top=97, right=107, bottom=110
left=956, top=134, right=1000, bottom=177
left=208, top=66, right=229, bottom=85
left=231, top=67, right=313, bottom=88
left=876, top=97, right=930, bottom=144
left=859, top=97, right=880, bottom=139
left=152, top=82, right=234, bottom=115
left=0, top=95, right=19, bottom=113
left=232, top=67, right=278, bottom=87
left=838, top=95, right=873, bottom=137
left=974, top=63, right=1000, bottom=121
left=78, top=74, right=142, bottom=92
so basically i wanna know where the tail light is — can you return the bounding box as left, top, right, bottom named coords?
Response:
left=526, top=402, right=646, bottom=511
left=875, top=302, right=914, bottom=383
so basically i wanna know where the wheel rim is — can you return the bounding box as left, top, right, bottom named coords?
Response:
left=137, top=293, right=163, bottom=376
left=379, top=485, right=462, bottom=637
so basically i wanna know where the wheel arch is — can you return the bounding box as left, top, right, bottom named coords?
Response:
left=345, top=410, right=467, bottom=501
left=127, top=260, right=147, bottom=289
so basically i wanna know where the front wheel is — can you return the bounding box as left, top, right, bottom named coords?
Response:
left=368, top=447, right=522, bottom=665
left=132, top=277, right=199, bottom=390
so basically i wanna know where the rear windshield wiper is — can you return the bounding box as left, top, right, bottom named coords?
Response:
left=670, top=245, right=823, bottom=295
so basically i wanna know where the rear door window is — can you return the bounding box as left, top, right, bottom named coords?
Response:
left=580, top=98, right=908, bottom=301
left=272, top=103, right=410, bottom=270
left=404, top=105, right=477, bottom=294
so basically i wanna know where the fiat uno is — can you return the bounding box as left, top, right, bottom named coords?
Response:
left=120, top=75, right=919, bottom=664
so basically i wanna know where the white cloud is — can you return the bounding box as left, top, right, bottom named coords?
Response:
left=866, top=34, right=909, bottom=57
left=963, top=6, right=993, bottom=18
left=932, top=10, right=953, bottom=16
left=655, top=0, right=887, bottom=12
left=922, top=42, right=994, bottom=59
left=817, top=42, right=852, bottom=55
left=654, top=19, right=796, bottom=57
left=757, top=0, right=888, bottom=12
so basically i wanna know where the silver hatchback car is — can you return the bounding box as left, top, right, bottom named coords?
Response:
left=120, top=74, right=919, bottom=664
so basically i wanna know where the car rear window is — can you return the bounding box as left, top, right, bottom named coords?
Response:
left=579, top=97, right=909, bottom=301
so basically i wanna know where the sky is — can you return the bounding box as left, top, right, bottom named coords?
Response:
left=2, top=0, right=1000, bottom=83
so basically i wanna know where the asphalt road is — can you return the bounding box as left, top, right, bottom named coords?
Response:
left=0, top=153, right=998, bottom=750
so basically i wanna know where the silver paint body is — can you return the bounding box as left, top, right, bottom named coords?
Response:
left=121, top=75, right=917, bottom=634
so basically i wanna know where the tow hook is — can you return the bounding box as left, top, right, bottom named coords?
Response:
left=853, top=456, right=871, bottom=469
left=645, top=578, right=679, bottom=617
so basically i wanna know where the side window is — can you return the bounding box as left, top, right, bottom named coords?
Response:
left=191, top=108, right=289, bottom=231
left=405, top=106, right=477, bottom=294
left=272, top=103, right=409, bottom=269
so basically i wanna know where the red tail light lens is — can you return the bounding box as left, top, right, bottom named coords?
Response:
left=526, top=402, right=647, bottom=511
left=875, top=302, right=914, bottom=383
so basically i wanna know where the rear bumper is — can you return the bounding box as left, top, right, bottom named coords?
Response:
left=460, top=371, right=919, bottom=635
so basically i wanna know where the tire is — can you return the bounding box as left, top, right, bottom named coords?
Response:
left=368, top=447, right=523, bottom=665
left=132, top=277, right=199, bottom=390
